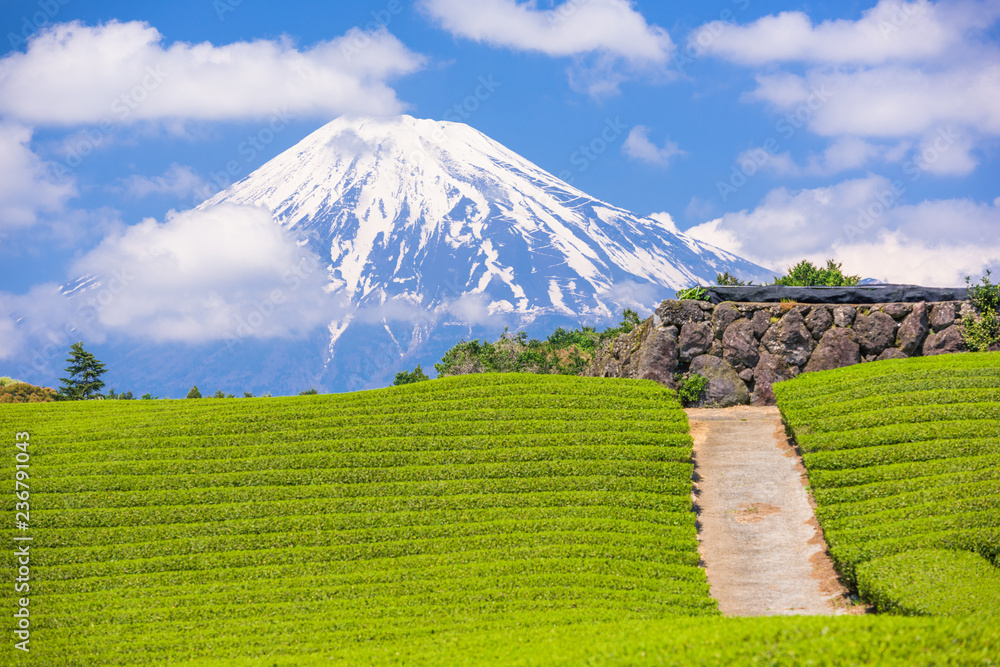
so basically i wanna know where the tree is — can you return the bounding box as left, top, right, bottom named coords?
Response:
left=59, top=343, right=107, bottom=400
left=716, top=271, right=746, bottom=286
left=771, top=259, right=861, bottom=287
left=394, top=365, right=431, bottom=386
left=0, top=381, right=57, bottom=403
left=186, top=386, right=202, bottom=399
left=106, top=389, right=135, bottom=400
left=299, top=388, right=319, bottom=395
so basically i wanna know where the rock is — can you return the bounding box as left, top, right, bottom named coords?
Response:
left=761, top=309, right=813, bottom=367
left=876, top=348, right=908, bottom=361
left=895, top=302, right=929, bottom=356
left=679, top=322, right=714, bottom=363
left=883, top=303, right=912, bottom=321
left=722, top=319, right=760, bottom=371
left=929, top=302, right=958, bottom=332
left=804, top=328, right=861, bottom=373
left=751, top=310, right=772, bottom=338
left=751, top=352, right=795, bottom=406
left=689, top=355, right=750, bottom=408
left=853, top=311, right=898, bottom=356
left=656, top=300, right=709, bottom=327
left=833, top=305, right=856, bottom=328
left=922, top=325, right=967, bottom=356
left=712, top=303, right=741, bottom=339
left=738, top=368, right=755, bottom=382
left=804, top=305, right=833, bottom=340
left=588, top=318, right=678, bottom=387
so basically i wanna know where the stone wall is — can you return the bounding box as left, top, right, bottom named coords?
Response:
left=588, top=299, right=976, bottom=407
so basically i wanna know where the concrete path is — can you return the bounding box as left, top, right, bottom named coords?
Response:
left=686, top=406, right=851, bottom=616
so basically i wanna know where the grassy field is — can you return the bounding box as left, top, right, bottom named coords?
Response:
left=2, top=374, right=715, bottom=664
left=2, top=370, right=999, bottom=664
left=775, top=351, right=1000, bottom=617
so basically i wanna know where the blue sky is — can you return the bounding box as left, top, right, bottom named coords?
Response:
left=1, top=0, right=998, bottom=375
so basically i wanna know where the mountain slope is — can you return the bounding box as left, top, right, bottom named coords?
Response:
left=59, top=116, right=771, bottom=395
left=201, top=115, right=768, bottom=325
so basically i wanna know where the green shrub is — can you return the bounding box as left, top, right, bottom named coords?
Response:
left=676, top=286, right=709, bottom=301
left=774, top=352, right=1000, bottom=599
left=394, top=365, right=431, bottom=386
left=963, top=271, right=1000, bottom=352
left=435, top=311, right=643, bottom=378
left=675, top=373, right=708, bottom=406
left=856, top=549, right=1000, bottom=616
left=0, top=381, right=57, bottom=403
left=770, top=259, right=861, bottom=286
left=715, top=271, right=746, bottom=286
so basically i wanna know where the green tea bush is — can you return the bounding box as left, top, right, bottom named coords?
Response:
left=0, top=374, right=716, bottom=664
left=856, top=549, right=1000, bottom=616
left=775, top=352, right=1000, bottom=604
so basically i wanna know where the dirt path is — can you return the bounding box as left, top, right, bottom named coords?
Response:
left=686, top=406, right=853, bottom=616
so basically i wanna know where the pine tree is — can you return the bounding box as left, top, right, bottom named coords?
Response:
left=59, top=343, right=107, bottom=400
left=187, top=386, right=202, bottom=399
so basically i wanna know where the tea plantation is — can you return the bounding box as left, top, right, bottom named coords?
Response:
left=2, top=371, right=998, bottom=664
left=775, top=351, right=1000, bottom=617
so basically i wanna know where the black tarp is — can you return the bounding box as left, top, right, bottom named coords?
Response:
left=703, top=285, right=969, bottom=305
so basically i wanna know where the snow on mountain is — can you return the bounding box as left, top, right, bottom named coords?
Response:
left=62, top=115, right=771, bottom=395
left=198, top=115, right=769, bottom=386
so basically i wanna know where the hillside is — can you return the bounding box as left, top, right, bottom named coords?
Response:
left=2, top=370, right=999, bottom=664
left=1, top=374, right=714, bottom=663
left=775, top=352, right=1000, bottom=615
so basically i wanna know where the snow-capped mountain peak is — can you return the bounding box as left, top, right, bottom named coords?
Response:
left=201, top=115, right=766, bottom=321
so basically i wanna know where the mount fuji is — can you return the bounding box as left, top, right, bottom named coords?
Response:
left=70, top=116, right=773, bottom=395
left=195, top=115, right=769, bottom=390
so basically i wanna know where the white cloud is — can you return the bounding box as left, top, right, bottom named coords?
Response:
left=68, top=204, right=344, bottom=343
left=695, top=0, right=996, bottom=65
left=751, top=67, right=1000, bottom=139
left=0, top=284, right=83, bottom=364
left=117, top=164, right=207, bottom=199
left=623, top=126, right=686, bottom=166
left=686, top=175, right=1000, bottom=286
left=738, top=137, right=907, bottom=177
left=0, top=20, right=425, bottom=125
left=0, top=122, right=76, bottom=231
left=419, top=0, right=674, bottom=95
left=698, top=1, right=1000, bottom=177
